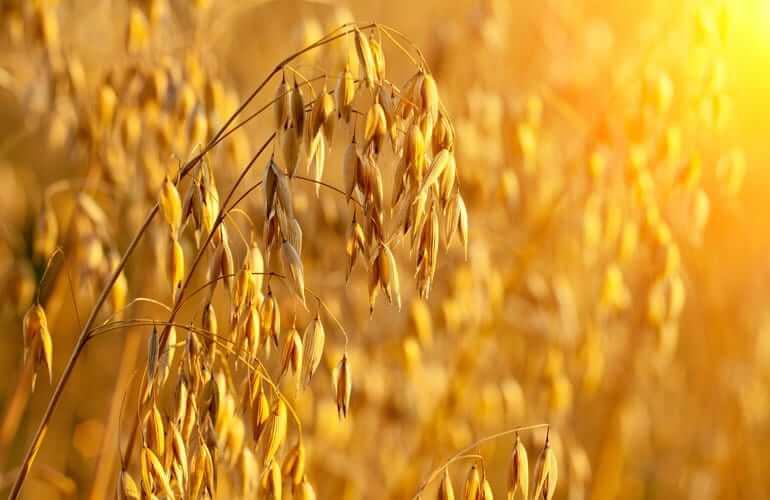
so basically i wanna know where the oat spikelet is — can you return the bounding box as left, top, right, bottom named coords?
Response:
left=392, top=157, right=409, bottom=209
left=159, top=176, right=182, bottom=235
left=421, top=72, right=439, bottom=121
left=506, top=435, right=529, bottom=500
left=169, top=422, right=189, bottom=487
left=146, top=325, right=159, bottom=387
left=301, top=314, right=325, bottom=388
left=457, top=194, right=469, bottom=259
left=22, top=303, right=53, bottom=388
left=406, top=123, right=427, bottom=184
left=463, top=465, right=481, bottom=500
left=118, top=469, right=140, bottom=500
left=346, top=215, right=366, bottom=281
left=439, top=150, right=457, bottom=204
left=202, top=302, right=218, bottom=356
left=354, top=28, right=376, bottom=88
left=433, top=111, right=454, bottom=154
left=308, top=132, right=326, bottom=197
left=280, top=239, right=306, bottom=306
left=444, top=192, right=461, bottom=248
left=147, top=403, right=165, bottom=457
left=532, top=433, right=558, bottom=500
left=260, top=289, right=281, bottom=348
left=111, top=267, right=128, bottom=313
left=221, top=256, right=236, bottom=308
left=143, top=447, right=174, bottom=498
left=480, top=479, right=494, bottom=500
left=279, top=324, right=303, bottom=381
left=263, top=397, right=288, bottom=466
left=240, top=304, right=261, bottom=361
left=248, top=237, right=265, bottom=293
left=282, top=440, right=306, bottom=487
left=439, top=468, right=455, bottom=500
left=307, top=85, right=330, bottom=144
left=282, top=124, right=300, bottom=178
left=275, top=167, right=295, bottom=219
left=290, top=78, right=305, bottom=136
left=321, top=89, right=336, bottom=145
left=252, top=388, right=270, bottom=443
left=368, top=255, right=380, bottom=312
left=332, top=354, right=352, bottom=418
left=380, top=243, right=401, bottom=309
left=262, top=460, right=282, bottom=500
left=265, top=157, right=279, bottom=218
left=189, top=444, right=205, bottom=498
left=288, top=217, right=303, bottom=256
left=419, top=149, right=451, bottom=196
left=336, top=65, right=356, bottom=122
left=297, top=478, right=317, bottom=500
left=343, top=139, right=360, bottom=201
left=364, top=101, right=387, bottom=154
left=369, top=35, right=386, bottom=82
left=275, top=76, right=290, bottom=129
left=168, top=234, right=184, bottom=299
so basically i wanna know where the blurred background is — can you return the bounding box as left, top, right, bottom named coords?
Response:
left=0, top=0, right=769, bottom=498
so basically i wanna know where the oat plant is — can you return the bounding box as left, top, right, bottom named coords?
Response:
left=9, top=18, right=473, bottom=499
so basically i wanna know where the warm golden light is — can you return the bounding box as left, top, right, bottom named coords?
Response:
left=0, top=1, right=766, bottom=499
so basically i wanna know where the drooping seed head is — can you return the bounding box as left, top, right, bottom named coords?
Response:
left=159, top=176, right=182, bottom=235
left=332, top=353, right=352, bottom=418
left=420, top=72, right=439, bottom=121
left=321, top=89, right=336, bottom=144
left=118, top=469, right=140, bottom=500
left=168, top=234, right=184, bottom=299
left=297, top=478, right=317, bottom=500
left=480, top=478, right=494, bottom=500
left=280, top=324, right=303, bottom=381
left=439, top=468, right=455, bottom=500
left=262, top=397, right=288, bottom=466
left=463, top=465, right=481, bottom=500
left=22, top=303, right=53, bottom=388
left=301, top=314, right=326, bottom=388
left=532, top=434, right=558, bottom=500
left=336, top=65, right=356, bottom=122
left=282, top=124, right=300, bottom=178
left=343, top=140, right=360, bottom=201
left=282, top=440, right=306, bottom=487
left=290, top=79, right=305, bottom=136
left=275, top=76, right=291, bottom=130
left=354, top=28, right=377, bottom=88
left=369, top=35, right=386, bottom=81
left=507, top=435, right=529, bottom=500
left=364, top=101, right=388, bottom=154
left=280, top=239, right=306, bottom=305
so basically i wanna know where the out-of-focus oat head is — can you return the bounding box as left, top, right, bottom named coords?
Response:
left=0, top=0, right=766, bottom=498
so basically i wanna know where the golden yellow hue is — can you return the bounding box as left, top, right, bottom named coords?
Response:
left=0, top=1, right=767, bottom=499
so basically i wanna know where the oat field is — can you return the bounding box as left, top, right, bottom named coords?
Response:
left=0, top=0, right=767, bottom=498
